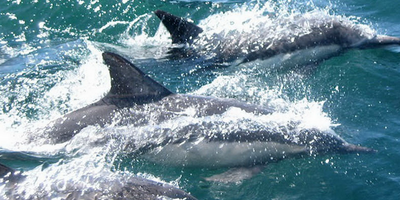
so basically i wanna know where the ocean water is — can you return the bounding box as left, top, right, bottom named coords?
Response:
left=1, top=0, right=400, bottom=199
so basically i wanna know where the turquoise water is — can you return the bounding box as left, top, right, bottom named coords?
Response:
left=1, top=0, right=400, bottom=199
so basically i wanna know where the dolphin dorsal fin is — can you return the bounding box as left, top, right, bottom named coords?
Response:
left=155, top=10, right=203, bottom=44
left=102, top=52, right=172, bottom=105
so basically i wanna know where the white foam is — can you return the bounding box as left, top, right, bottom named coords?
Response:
left=194, top=5, right=376, bottom=58
left=0, top=41, right=109, bottom=153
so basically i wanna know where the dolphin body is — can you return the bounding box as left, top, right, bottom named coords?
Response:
left=40, top=52, right=372, bottom=181
left=0, top=163, right=197, bottom=200
left=154, top=10, right=400, bottom=68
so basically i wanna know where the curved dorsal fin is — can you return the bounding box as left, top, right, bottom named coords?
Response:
left=102, top=52, right=172, bottom=105
left=155, top=10, right=203, bottom=44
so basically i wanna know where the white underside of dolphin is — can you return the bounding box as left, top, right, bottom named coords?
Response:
left=144, top=140, right=307, bottom=167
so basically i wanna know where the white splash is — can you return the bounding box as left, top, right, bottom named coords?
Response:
left=0, top=41, right=110, bottom=153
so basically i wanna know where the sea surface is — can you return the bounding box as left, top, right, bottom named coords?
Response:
left=1, top=0, right=400, bottom=199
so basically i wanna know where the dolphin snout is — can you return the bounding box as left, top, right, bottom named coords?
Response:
left=344, top=143, right=376, bottom=153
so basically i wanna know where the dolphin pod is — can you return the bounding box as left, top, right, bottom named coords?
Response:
left=154, top=10, right=400, bottom=67
left=33, top=52, right=374, bottom=183
left=1, top=8, right=386, bottom=199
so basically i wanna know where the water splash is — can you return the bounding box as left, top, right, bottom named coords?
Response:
left=5, top=149, right=182, bottom=199
left=0, top=40, right=109, bottom=152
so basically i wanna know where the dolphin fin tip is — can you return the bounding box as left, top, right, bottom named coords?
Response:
left=154, top=9, right=203, bottom=44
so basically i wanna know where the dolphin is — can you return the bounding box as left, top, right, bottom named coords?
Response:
left=0, top=163, right=197, bottom=200
left=39, top=52, right=373, bottom=181
left=154, top=10, right=400, bottom=68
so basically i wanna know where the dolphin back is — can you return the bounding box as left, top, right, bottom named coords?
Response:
left=65, top=177, right=198, bottom=200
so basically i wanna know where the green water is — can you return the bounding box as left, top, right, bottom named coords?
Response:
left=1, top=0, right=400, bottom=199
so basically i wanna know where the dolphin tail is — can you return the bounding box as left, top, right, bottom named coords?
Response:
left=154, top=10, right=203, bottom=44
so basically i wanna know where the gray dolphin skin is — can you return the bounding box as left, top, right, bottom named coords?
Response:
left=0, top=163, right=14, bottom=177
left=0, top=163, right=197, bottom=200
left=40, top=52, right=373, bottom=174
left=0, top=163, right=21, bottom=183
left=64, top=177, right=197, bottom=200
left=154, top=10, right=400, bottom=66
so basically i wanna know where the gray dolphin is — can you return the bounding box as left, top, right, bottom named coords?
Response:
left=64, top=177, right=197, bottom=200
left=40, top=52, right=372, bottom=181
left=0, top=162, right=197, bottom=200
left=154, top=10, right=400, bottom=67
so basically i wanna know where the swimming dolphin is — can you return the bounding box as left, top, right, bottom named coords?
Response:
left=40, top=52, right=373, bottom=181
left=154, top=10, right=400, bottom=68
left=0, top=162, right=197, bottom=200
